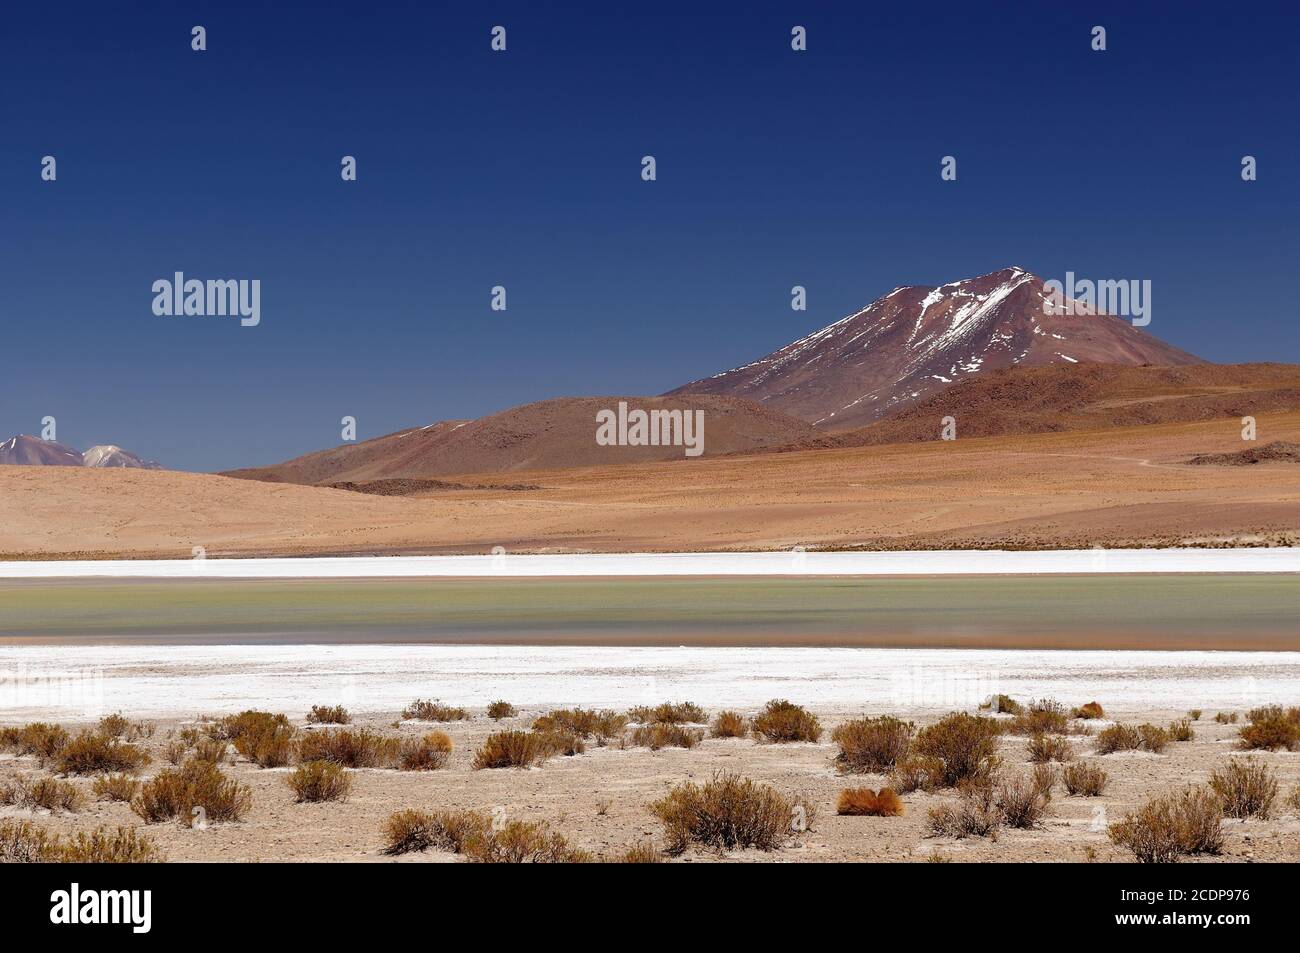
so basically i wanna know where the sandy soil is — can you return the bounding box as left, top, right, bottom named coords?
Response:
left=3, top=413, right=1300, bottom=558
left=4, top=705, right=1297, bottom=863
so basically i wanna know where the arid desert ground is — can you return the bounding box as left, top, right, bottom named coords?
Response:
left=3, top=412, right=1300, bottom=559
left=3, top=701, right=1298, bottom=863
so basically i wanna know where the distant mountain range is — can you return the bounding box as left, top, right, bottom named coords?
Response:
left=0, top=435, right=161, bottom=469
left=667, top=266, right=1200, bottom=429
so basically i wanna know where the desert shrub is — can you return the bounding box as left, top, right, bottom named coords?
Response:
left=628, top=723, right=702, bottom=750
left=537, top=729, right=586, bottom=756
left=1215, top=712, right=1238, bottom=724
left=297, top=728, right=399, bottom=768
left=164, top=741, right=188, bottom=765
left=1288, top=787, right=1300, bottom=814
left=607, top=841, right=663, bottom=863
left=1070, top=701, right=1105, bottom=720
left=401, top=699, right=468, bottom=722
left=910, top=712, right=1001, bottom=787
left=1168, top=718, right=1195, bottom=742
left=473, top=730, right=553, bottom=769
left=832, top=715, right=914, bottom=773
left=97, top=713, right=131, bottom=738
left=709, top=711, right=747, bottom=738
left=131, top=759, right=252, bottom=824
left=9, top=776, right=86, bottom=812
left=56, top=731, right=150, bottom=775
left=1109, top=786, right=1223, bottom=862
left=1238, top=705, right=1300, bottom=751
left=54, top=826, right=163, bottom=863
left=996, top=774, right=1050, bottom=829
left=1137, top=723, right=1169, bottom=753
left=1062, top=761, right=1108, bottom=796
left=1209, top=757, right=1278, bottom=819
left=382, top=808, right=489, bottom=855
left=0, top=818, right=58, bottom=862
left=1031, top=762, right=1058, bottom=798
left=462, top=819, right=593, bottom=863
left=92, top=773, right=141, bottom=803
left=0, top=722, right=70, bottom=761
left=926, top=785, right=1002, bottom=838
left=1009, top=698, right=1069, bottom=735
left=627, top=702, right=707, bottom=724
left=889, top=754, right=947, bottom=793
left=1188, top=709, right=1202, bottom=721
left=397, top=731, right=454, bottom=770
left=306, top=705, right=350, bottom=725
left=1095, top=723, right=1142, bottom=754
left=980, top=694, right=1022, bottom=715
left=190, top=737, right=231, bottom=764
left=836, top=786, right=904, bottom=817
left=210, top=710, right=296, bottom=766
left=287, top=760, right=353, bottom=802
left=750, top=699, right=822, bottom=743
left=1026, top=733, right=1073, bottom=763
left=210, top=709, right=289, bottom=741
left=652, top=772, right=793, bottom=854
left=532, top=708, right=626, bottom=740
left=486, top=700, right=517, bottom=721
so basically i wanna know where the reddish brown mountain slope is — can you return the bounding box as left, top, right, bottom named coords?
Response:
left=667, top=266, right=1200, bottom=429
left=225, top=395, right=819, bottom=484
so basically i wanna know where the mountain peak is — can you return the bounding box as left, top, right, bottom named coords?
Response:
left=667, top=266, right=1199, bottom=430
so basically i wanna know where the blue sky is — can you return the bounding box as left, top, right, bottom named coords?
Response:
left=1, top=2, right=1296, bottom=470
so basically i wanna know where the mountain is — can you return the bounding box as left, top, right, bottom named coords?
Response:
left=0, top=435, right=83, bottom=466
left=81, top=445, right=162, bottom=469
left=224, top=395, right=821, bottom=484
left=0, top=435, right=162, bottom=469
left=667, top=266, right=1201, bottom=430
left=825, top=362, right=1300, bottom=447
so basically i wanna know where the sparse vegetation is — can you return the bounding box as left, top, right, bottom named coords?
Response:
left=401, top=699, right=468, bottom=722
left=832, top=715, right=914, bottom=773
left=1070, top=701, right=1105, bottom=720
left=1138, top=723, right=1169, bottom=753
left=287, top=760, right=353, bottom=802
left=750, top=699, right=822, bottom=743
left=1215, top=711, right=1239, bottom=724
left=486, top=700, right=517, bottom=721
left=709, top=710, right=747, bottom=738
left=1009, top=698, right=1069, bottom=735
left=909, top=712, right=1001, bottom=787
left=980, top=694, right=1022, bottom=715
left=397, top=731, right=453, bottom=770
left=927, top=785, right=1002, bottom=838
left=1168, top=718, right=1195, bottom=742
left=55, top=730, right=150, bottom=775
left=1109, top=786, right=1223, bottom=862
left=213, top=710, right=296, bottom=767
left=2, top=775, right=86, bottom=812
left=382, top=808, right=489, bottom=855
left=380, top=807, right=590, bottom=862
left=652, top=772, right=793, bottom=854
left=92, top=773, right=141, bottom=803
left=473, top=730, right=555, bottom=769
left=1095, top=722, right=1168, bottom=754
left=1062, top=761, right=1108, bottom=796
left=532, top=708, right=626, bottom=740
left=297, top=728, right=400, bottom=768
left=627, top=702, right=706, bottom=724
left=1188, top=709, right=1202, bottom=721
left=0, top=722, right=69, bottom=762
left=628, top=723, right=702, bottom=750
left=1209, top=757, right=1278, bottom=819
left=189, top=737, right=231, bottom=764
left=131, top=758, right=252, bottom=824
left=1026, top=733, right=1073, bottom=763
left=889, top=754, right=946, bottom=794
left=1237, top=705, right=1300, bottom=751
left=0, top=819, right=162, bottom=863
left=306, top=705, right=350, bottom=725
left=607, top=841, right=662, bottom=863
left=836, top=787, right=904, bottom=817
left=996, top=773, right=1051, bottom=829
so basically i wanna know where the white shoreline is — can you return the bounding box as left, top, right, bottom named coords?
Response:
left=4, top=548, right=1300, bottom=578
left=2, top=644, right=1296, bottom=720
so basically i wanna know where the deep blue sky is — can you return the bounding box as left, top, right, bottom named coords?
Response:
left=2, top=2, right=1296, bottom=471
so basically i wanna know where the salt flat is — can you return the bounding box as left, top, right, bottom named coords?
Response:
left=3, top=644, right=1298, bottom=721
